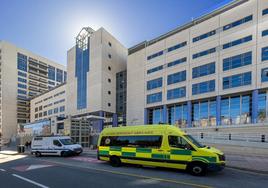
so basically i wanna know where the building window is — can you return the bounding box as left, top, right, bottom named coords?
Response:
left=147, top=51, right=164, bottom=61
left=39, top=106, right=42, bottom=110
left=48, top=81, right=55, bottom=85
left=108, top=42, right=112, bottom=47
left=192, top=80, right=215, bottom=95
left=147, top=92, right=162, bottom=104
left=167, top=57, right=187, bottom=67
left=35, top=107, right=38, bottom=112
left=167, top=70, right=186, bottom=85
left=39, top=112, right=42, bottom=117
left=108, top=54, right=112, bottom=59
left=48, top=66, right=55, bottom=80
left=192, top=100, right=216, bottom=127
left=167, top=41, right=187, bottom=52
left=262, top=8, right=268, bottom=16
left=59, top=106, right=65, bottom=112
left=262, top=29, right=268, bottom=37
left=223, top=72, right=251, bottom=89
left=18, top=77, right=27, bottom=83
left=192, top=47, right=216, bottom=59
left=223, top=51, right=252, bottom=71
left=148, top=107, right=163, bottom=124
left=108, top=91, right=111, bottom=95
left=64, top=71, right=67, bottom=82
left=167, top=87, right=186, bottom=100
left=168, top=104, right=187, bottom=127
left=18, top=89, right=27, bottom=95
left=262, top=46, right=268, bottom=61
left=108, top=66, right=111, bottom=71
left=108, top=78, right=111, bottom=83
left=54, top=107, right=58, bottom=114
left=193, top=30, right=216, bottom=43
left=222, top=35, right=252, bottom=50
left=108, top=103, right=111, bottom=107
left=223, top=15, right=253, bottom=31
left=43, top=111, right=47, bottom=116
left=221, top=95, right=251, bottom=125
left=18, top=71, right=27, bottom=77
left=18, top=83, right=27, bottom=89
left=48, top=109, right=53, bottom=115
left=147, top=65, right=163, bottom=74
left=17, top=53, right=27, bottom=72
left=261, top=68, right=268, bottom=82
left=258, top=92, right=267, bottom=122
left=56, top=69, right=63, bottom=82
left=192, top=62, right=215, bottom=79
left=35, top=114, right=38, bottom=118
left=147, top=77, right=162, bottom=90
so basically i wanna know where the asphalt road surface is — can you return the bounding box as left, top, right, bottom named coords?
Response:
left=0, top=153, right=267, bottom=188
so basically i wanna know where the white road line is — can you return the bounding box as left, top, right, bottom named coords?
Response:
left=12, top=174, right=50, bottom=188
left=0, top=169, right=6, bottom=172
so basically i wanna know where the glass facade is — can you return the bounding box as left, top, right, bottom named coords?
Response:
left=258, top=92, right=267, bottom=122
left=167, top=87, right=186, bottom=100
left=147, top=77, right=162, bottom=90
left=222, top=35, right=252, bottom=50
left=167, top=41, right=187, bottom=52
left=261, top=68, right=268, bottom=82
left=148, top=108, right=163, bottom=124
left=192, top=80, right=215, bottom=95
left=167, top=70, right=186, bottom=85
left=17, top=53, right=27, bottom=72
left=193, top=30, right=216, bottom=43
left=192, top=47, right=216, bottom=59
left=168, top=104, right=188, bottom=127
left=223, top=15, right=253, bottom=31
left=223, top=52, right=252, bottom=71
left=223, top=72, right=251, bottom=89
left=262, top=29, right=268, bottom=37
left=147, top=65, right=163, bottom=74
left=192, top=62, right=215, bottom=79
left=261, top=46, right=268, bottom=61
left=221, top=95, right=251, bottom=125
left=56, top=69, right=63, bottom=82
left=263, top=8, right=268, bottom=16
left=192, top=100, right=216, bottom=127
left=147, top=51, right=163, bottom=60
left=48, top=66, right=55, bottom=80
left=167, top=57, right=187, bottom=67
left=147, top=92, right=162, bottom=104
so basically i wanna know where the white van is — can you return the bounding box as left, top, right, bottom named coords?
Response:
left=31, top=136, right=83, bottom=157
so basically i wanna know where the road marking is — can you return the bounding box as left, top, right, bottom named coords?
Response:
left=12, top=164, right=54, bottom=172
left=40, top=159, right=212, bottom=188
left=12, top=174, right=49, bottom=188
left=0, top=169, right=6, bottom=172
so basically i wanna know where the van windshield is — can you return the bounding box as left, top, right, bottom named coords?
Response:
left=184, top=135, right=204, bottom=148
left=60, top=139, right=74, bottom=145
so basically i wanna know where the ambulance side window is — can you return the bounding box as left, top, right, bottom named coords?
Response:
left=168, top=136, right=192, bottom=150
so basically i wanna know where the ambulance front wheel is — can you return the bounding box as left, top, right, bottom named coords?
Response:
left=187, top=162, right=207, bottom=176
left=110, top=156, right=121, bottom=167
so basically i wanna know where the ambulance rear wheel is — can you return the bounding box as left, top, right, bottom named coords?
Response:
left=110, top=156, right=121, bottom=167
left=187, top=162, right=207, bottom=176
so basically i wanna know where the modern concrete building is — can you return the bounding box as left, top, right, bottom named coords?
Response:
left=0, top=41, right=66, bottom=142
left=66, top=27, right=127, bottom=132
left=127, top=0, right=268, bottom=131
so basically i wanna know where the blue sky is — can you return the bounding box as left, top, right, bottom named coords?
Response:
left=0, top=0, right=232, bottom=65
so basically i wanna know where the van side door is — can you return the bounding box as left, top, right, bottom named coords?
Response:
left=52, top=139, right=63, bottom=155
left=168, top=136, right=193, bottom=165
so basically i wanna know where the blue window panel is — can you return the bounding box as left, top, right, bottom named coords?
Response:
left=167, top=57, right=187, bottom=67
left=147, top=51, right=164, bottom=60
left=56, top=69, right=63, bottom=82
left=262, top=46, right=268, bottom=61
left=17, top=95, right=27, bottom=100
left=192, top=80, right=215, bottom=95
left=223, top=35, right=252, bottom=50
left=76, top=42, right=90, bottom=110
left=167, top=70, right=186, bottom=85
left=17, top=53, right=27, bottom=72
left=54, top=108, right=58, bottom=113
left=261, top=68, right=268, bottom=82
left=48, top=66, right=55, bottom=80
left=18, top=77, right=27, bottom=83
left=48, top=109, right=53, bottom=115
left=193, top=30, right=216, bottom=43
left=192, top=48, right=216, bottom=59
left=18, top=71, right=27, bottom=77
left=223, top=72, right=251, bottom=89
left=147, top=92, right=162, bottom=104
left=18, top=89, right=27, bottom=95
left=192, top=62, right=215, bottom=79
left=147, top=77, right=163, bottom=90
left=167, top=87, right=186, bottom=100
left=64, top=71, right=67, bottom=82
left=60, top=106, right=65, bottom=112
left=48, top=81, right=55, bottom=85
left=262, top=29, right=268, bottom=37
left=29, top=92, right=37, bottom=96
left=263, top=8, right=268, bottom=16
left=147, top=65, right=163, bottom=74
left=223, top=52, right=252, bottom=71
left=223, top=15, right=253, bottom=31
left=167, top=41, right=187, bottom=52
left=18, top=83, right=27, bottom=89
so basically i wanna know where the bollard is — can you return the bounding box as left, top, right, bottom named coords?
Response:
left=229, top=133, right=231, bottom=140
left=261, top=135, right=265, bottom=143
left=201, top=133, right=204, bottom=139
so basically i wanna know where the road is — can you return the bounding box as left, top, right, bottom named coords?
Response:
left=0, top=153, right=267, bottom=188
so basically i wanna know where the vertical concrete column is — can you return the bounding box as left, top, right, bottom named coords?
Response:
left=162, top=105, right=167, bottom=124
left=252, top=89, right=258, bottom=124
left=187, top=101, right=192, bottom=127
left=144, top=108, right=148, bottom=124
left=112, top=113, right=118, bottom=127
left=216, top=96, right=221, bottom=126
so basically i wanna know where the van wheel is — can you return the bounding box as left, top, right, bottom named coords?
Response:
left=61, top=151, right=67, bottom=157
left=187, top=162, right=207, bottom=176
left=110, top=156, right=121, bottom=167
left=35, top=151, right=41, bottom=157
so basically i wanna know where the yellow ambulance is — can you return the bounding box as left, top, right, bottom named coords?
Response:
left=97, top=125, right=225, bottom=176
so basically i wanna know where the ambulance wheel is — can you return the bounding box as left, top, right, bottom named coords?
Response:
left=110, top=156, right=121, bottom=167
left=187, top=162, right=207, bottom=176
left=35, top=151, right=42, bottom=157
